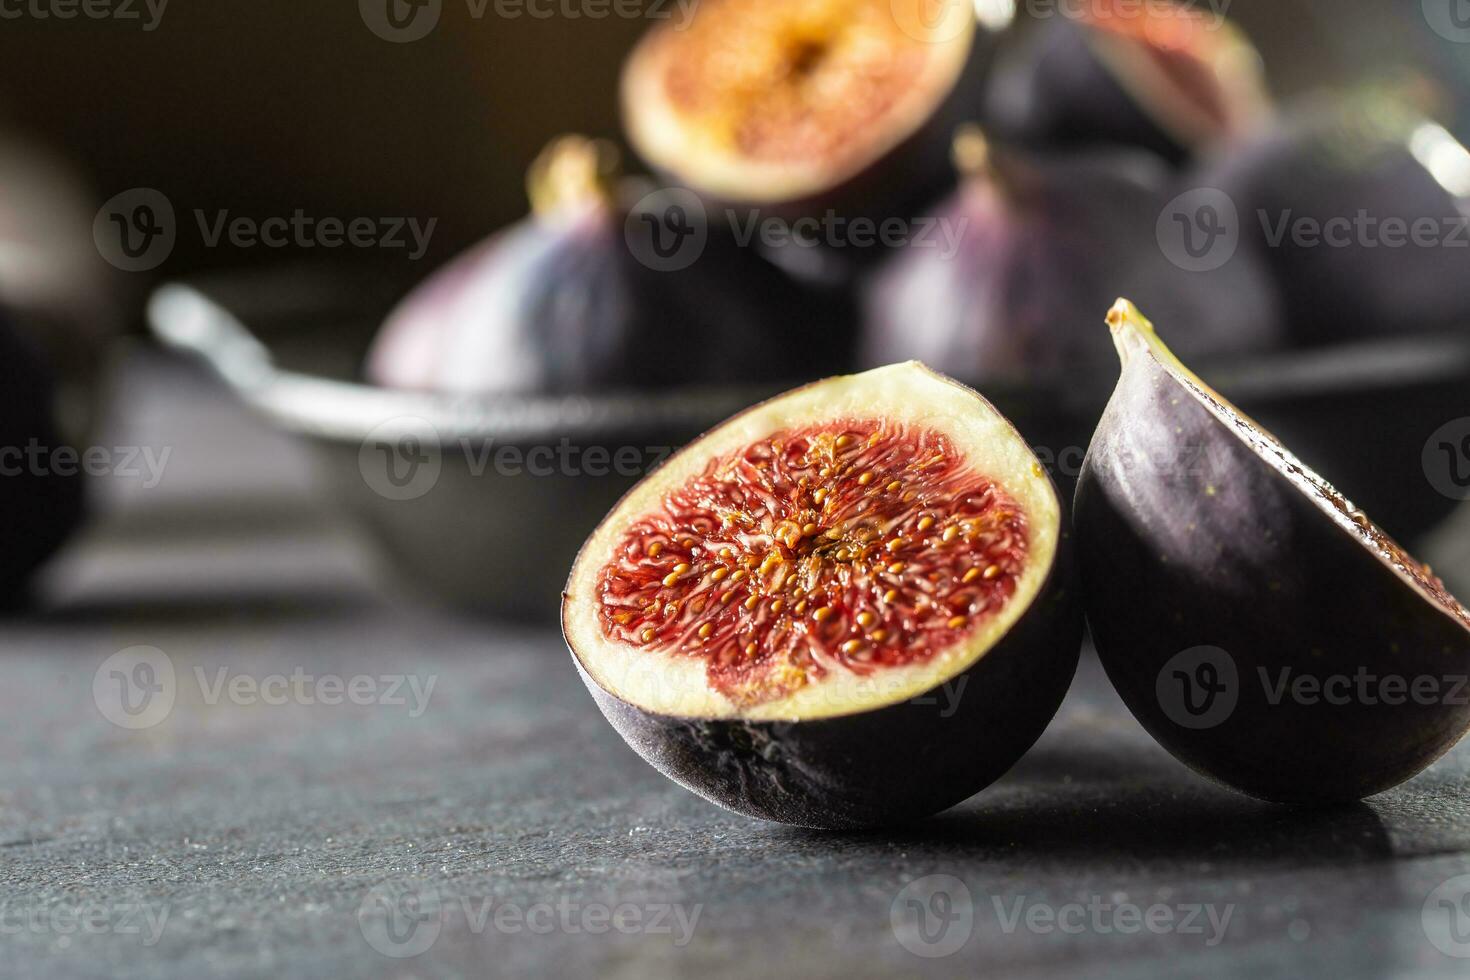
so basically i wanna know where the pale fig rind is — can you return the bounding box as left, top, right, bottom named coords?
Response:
left=1076, top=301, right=1470, bottom=803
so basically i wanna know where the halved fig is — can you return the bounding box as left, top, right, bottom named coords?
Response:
left=1076, top=300, right=1470, bottom=804
left=621, top=0, right=990, bottom=220
left=986, top=1, right=1270, bottom=165
left=563, top=363, right=1082, bottom=828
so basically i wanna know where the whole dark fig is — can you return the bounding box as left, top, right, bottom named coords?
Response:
left=1076, top=300, right=1470, bottom=804
left=367, top=135, right=853, bottom=393
left=985, top=0, right=1270, bottom=166
left=1193, top=90, right=1470, bottom=346
left=0, top=306, right=86, bottom=600
left=858, top=128, right=1279, bottom=386
left=368, top=136, right=639, bottom=393
left=621, top=0, right=994, bottom=224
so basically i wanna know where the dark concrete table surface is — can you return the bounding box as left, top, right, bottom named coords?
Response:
left=6, top=350, right=1470, bottom=979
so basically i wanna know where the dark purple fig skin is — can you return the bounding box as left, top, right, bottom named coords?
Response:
left=1196, top=96, right=1470, bottom=346
left=0, top=307, right=86, bottom=601
left=1076, top=311, right=1470, bottom=803
left=859, top=144, right=1279, bottom=386
left=616, top=203, right=858, bottom=385
left=570, top=544, right=1080, bottom=829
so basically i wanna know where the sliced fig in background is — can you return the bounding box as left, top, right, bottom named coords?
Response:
left=858, top=128, right=1279, bottom=386
left=366, top=135, right=853, bottom=393
left=1076, top=300, right=1470, bottom=803
left=1196, top=90, right=1470, bottom=347
left=563, top=363, right=1082, bottom=828
left=621, top=0, right=994, bottom=224
left=985, top=1, right=1270, bottom=166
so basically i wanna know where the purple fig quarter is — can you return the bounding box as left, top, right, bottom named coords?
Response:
left=1076, top=299, right=1470, bottom=803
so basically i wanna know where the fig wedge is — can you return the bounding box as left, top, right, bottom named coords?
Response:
left=986, top=0, right=1270, bottom=165
left=564, top=363, right=1082, bottom=828
left=1076, top=300, right=1470, bottom=803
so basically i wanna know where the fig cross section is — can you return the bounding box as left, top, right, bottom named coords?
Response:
left=595, top=418, right=1029, bottom=707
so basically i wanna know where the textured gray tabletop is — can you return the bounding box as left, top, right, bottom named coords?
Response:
left=6, top=350, right=1470, bottom=979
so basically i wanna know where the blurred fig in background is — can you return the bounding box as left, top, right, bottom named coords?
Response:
left=0, top=134, right=122, bottom=440
left=0, top=307, right=85, bottom=600
left=859, top=127, right=1279, bottom=386
left=1196, top=88, right=1470, bottom=347
left=367, top=135, right=855, bottom=394
left=368, top=136, right=637, bottom=394
left=985, top=0, right=1271, bottom=167
left=621, top=0, right=997, bottom=225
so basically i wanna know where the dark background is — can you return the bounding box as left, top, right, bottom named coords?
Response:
left=3, top=0, right=1469, bottom=276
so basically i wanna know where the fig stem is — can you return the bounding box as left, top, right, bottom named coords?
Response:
left=951, top=124, right=993, bottom=180
left=526, top=135, right=620, bottom=217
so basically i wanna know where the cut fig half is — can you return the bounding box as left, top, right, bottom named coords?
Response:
left=1077, top=300, right=1470, bottom=804
left=563, top=363, right=1082, bottom=828
left=621, top=0, right=987, bottom=217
